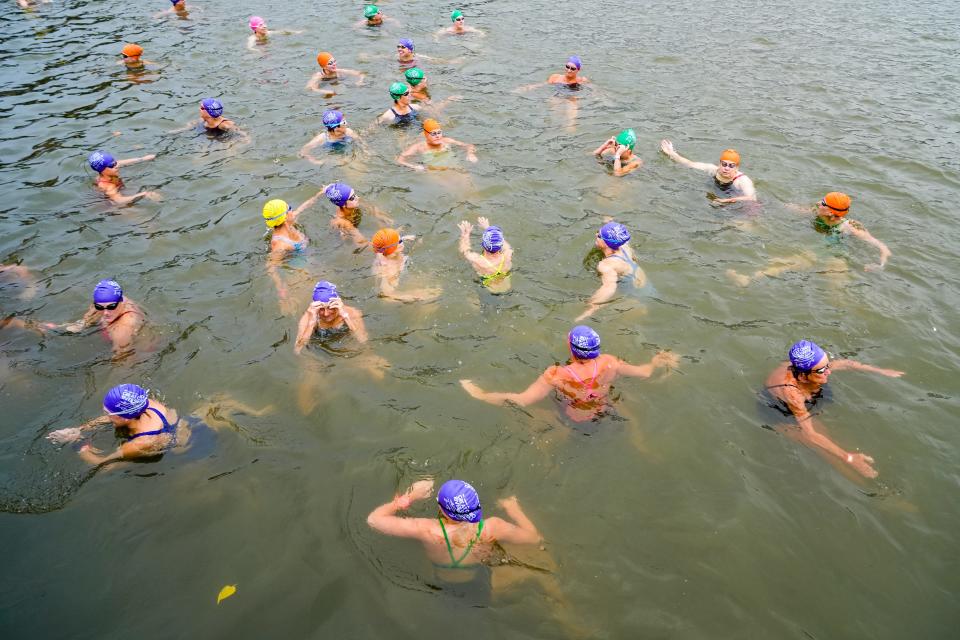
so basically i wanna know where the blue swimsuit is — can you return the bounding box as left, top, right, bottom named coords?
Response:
left=126, top=407, right=177, bottom=443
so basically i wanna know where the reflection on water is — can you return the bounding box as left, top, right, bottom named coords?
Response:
left=1, top=0, right=960, bottom=637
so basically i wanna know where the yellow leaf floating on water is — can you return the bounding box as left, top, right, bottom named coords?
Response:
left=217, top=584, right=237, bottom=604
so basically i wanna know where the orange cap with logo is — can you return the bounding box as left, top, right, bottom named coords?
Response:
left=372, top=228, right=401, bottom=255
left=122, top=44, right=144, bottom=58
left=719, top=149, right=740, bottom=165
left=822, top=192, right=851, bottom=215
left=317, top=51, right=333, bottom=67
left=422, top=118, right=441, bottom=133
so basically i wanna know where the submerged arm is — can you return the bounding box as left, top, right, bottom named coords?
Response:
left=845, top=223, right=891, bottom=269
left=294, top=309, right=318, bottom=355
left=367, top=480, right=435, bottom=538
left=576, top=261, right=620, bottom=321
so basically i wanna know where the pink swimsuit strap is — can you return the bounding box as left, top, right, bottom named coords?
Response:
left=563, top=359, right=599, bottom=388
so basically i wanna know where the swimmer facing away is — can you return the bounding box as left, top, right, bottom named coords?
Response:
left=262, top=191, right=326, bottom=308
left=306, top=51, right=365, bottom=95
left=457, top=217, right=513, bottom=293
left=659, top=140, right=757, bottom=205
left=592, top=129, right=643, bottom=177
left=88, top=150, right=160, bottom=205
left=372, top=228, right=442, bottom=302
left=461, top=325, right=679, bottom=423
left=576, top=221, right=650, bottom=321
left=396, top=118, right=477, bottom=172
left=764, top=340, right=904, bottom=479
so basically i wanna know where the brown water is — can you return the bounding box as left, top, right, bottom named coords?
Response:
left=1, top=0, right=959, bottom=638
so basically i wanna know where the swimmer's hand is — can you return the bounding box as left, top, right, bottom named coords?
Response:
left=497, top=496, right=520, bottom=510
left=848, top=452, right=878, bottom=479
left=458, top=220, right=473, bottom=235
left=413, top=164, right=426, bottom=172
left=876, top=367, right=905, bottom=378
left=864, top=263, right=884, bottom=272
left=459, top=379, right=485, bottom=399
left=476, top=216, right=490, bottom=229
left=406, top=479, right=435, bottom=501
left=659, top=139, right=676, bottom=156
left=141, top=191, right=162, bottom=202
left=466, top=151, right=478, bottom=163
left=46, top=428, right=83, bottom=445
left=652, top=351, right=680, bottom=370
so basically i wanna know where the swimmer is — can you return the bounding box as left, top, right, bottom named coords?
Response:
left=727, top=192, right=891, bottom=285
left=45, top=384, right=181, bottom=465
left=305, top=52, right=365, bottom=95
left=322, top=182, right=394, bottom=246
left=517, top=55, right=590, bottom=91
left=592, top=129, right=643, bottom=177
left=299, top=110, right=363, bottom=166
left=461, top=325, right=678, bottom=423
left=659, top=140, right=757, bottom=204
left=117, top=43, right=155, bottom=67
left=171, top=99, right=251, bottom=143
left=395, top=38, right=436, bottom=69
left=764, top=340, right=904, bottom=479
left=262, top=191, right=326, bottom=307
left=377, top=82, right=421, bottom=126
left=294, top=281, right=369, bottom=354
left=88, top=150, right=160, bottom=205
left=396, top=118, right=478, bottom=172
left=434, top=10, right=486, bottom=38
left=155, top=0, right=188, bottom=18
left=367, top=478, right=541, bottom=582
left=246, top=16, right=303, bottom=50
left=404, top=67, right=430, bottom=102
left=457, top=217, right=513, bottom=293
left=2, top=279, right=145, bottom=355
left=372, top=228, right=441, bottom=302
left=356, top=4, right=398, bottom=28
left=576, top=222, right=650, bottom=321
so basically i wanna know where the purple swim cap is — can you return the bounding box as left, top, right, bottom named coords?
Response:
left=567, top=55, right=582, bottom=70
left=312, top=281, right=339, bottom=303
left=322, top=109, right=344, bottom=129
left=437, top=480, right=482, bottom=523
left=481, top=226, right=504, bottom=253
left=93, top=279, right=123, bottom=304
left=103, top=383, right=149, bottom=418
left=325, top=182, right=353, bottom=207
left=398, top=38, right=415, bottom=52
left=789, top=340, right=827, bottom=372
left=88, top=150, right=117, bottom=173
left=201, top=98, right=223, bottom=118
left=569, top=325, right=601, bottom=359
left=599, top=222, right=631, bottom=249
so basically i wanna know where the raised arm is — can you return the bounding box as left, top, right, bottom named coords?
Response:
left=367, top=479, right=435, bottom=538
left=289, top=188, right=326, bottom=222
left=459, top=374, right=554, bottom=407
left=615, top=351, right=680, bottom=378
left=844, top=222, right=891, bottom=270
left=659, top=139, right=716, bottom=173
left=294, top=308, right=318, bottom=355
left=457, top=220, right=481, bottom=261
left=613, top=150, right=643, bottom=177
left=829, top=359, right=904, bottom=377
left=592, top=137, right=616, bottom=156
left=117, top=154, right=156, bottom=168
left=488, top=497, right=542, bottom=545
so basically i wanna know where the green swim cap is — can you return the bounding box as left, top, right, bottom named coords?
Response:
left=389, top=81, right=409, bottom=98
left=616, top=128, right=637, bottom=151
left=364, top=4, right=379, bottom=18
left=451, top=10, right=463, bottom=22
left=404, top=67, right=424, bottom=86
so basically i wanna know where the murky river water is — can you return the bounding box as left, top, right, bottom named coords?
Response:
left=1, top=0, right=958, bottom=638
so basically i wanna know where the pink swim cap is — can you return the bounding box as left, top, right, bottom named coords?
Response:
left=249, top=16, right=265, bottom=31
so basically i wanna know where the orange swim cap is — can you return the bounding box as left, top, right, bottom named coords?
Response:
left=822, top=192, right=851, bottom=215
left=122, top=44, right=144, bottom=58
left=719, top=149, right=740, bottom=165
left=372, top=228, right=401, bottom=255
left=422, top=118, right=441, bottom=133
left=317, top=51, right=333, bottom=67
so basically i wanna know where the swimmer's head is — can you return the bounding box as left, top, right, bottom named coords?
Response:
left=248, top=16, right=265, bottom=32
left=481, top=226, right=504, bottom=253
left=322, top=109, right=345, bottom=130
left=372, top=228, right=402, bottom=256
left=566, top=55, right=582, bottom=71
left=820, top=192, right=851, bottom=217
left=569, top=325, right=601, bottom=360
left=398, top=38, right=415, bottom=53
left=788, top=340, right=827, bottom=373
left=719, top=149, right=740, bottom=167
left=316, top=51, right=334, bottom=68
left=103, top=383, right=150, bottom=419
left=422, top=118, right=442, bottom=139
left=93, top=279, right=124, bottom=304
left=200, top=98, right=224, bottom=118
left=404, top=67, right=425, bottom=86
left=262, top=199, right=290, bottom=227
left=451, top=9, right=463, bottom=22
left=615, top=129, right=637, bottom=152
left=88, top=150, right=117, bottom=174
left=437, top=480, right=482, bottom=522
left=364, top=4, right=380, bottom=19
left=121, top=44, right=143, bottom=59
left=598, top=221, right=631, bottom=249
left=389, top=82, right=410, bottom=101
left=312, top=280, right=340, bottom=303
left=325, top=182, right=355, bottom=208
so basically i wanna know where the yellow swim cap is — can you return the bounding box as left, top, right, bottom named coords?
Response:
left=263, top=199, right=289, bottom=227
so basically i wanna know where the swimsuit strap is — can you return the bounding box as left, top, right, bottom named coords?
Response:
left=479, top=255, right=508, bottom=284
left=274, top=234, right=305, bottom=250
left=125, top=406, right=176, bottom=442
left=610, top=252, right=638, bottom=274
left=563, top=359, right=599, bottom=388
left=438, top=516, right=484, bottom=568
